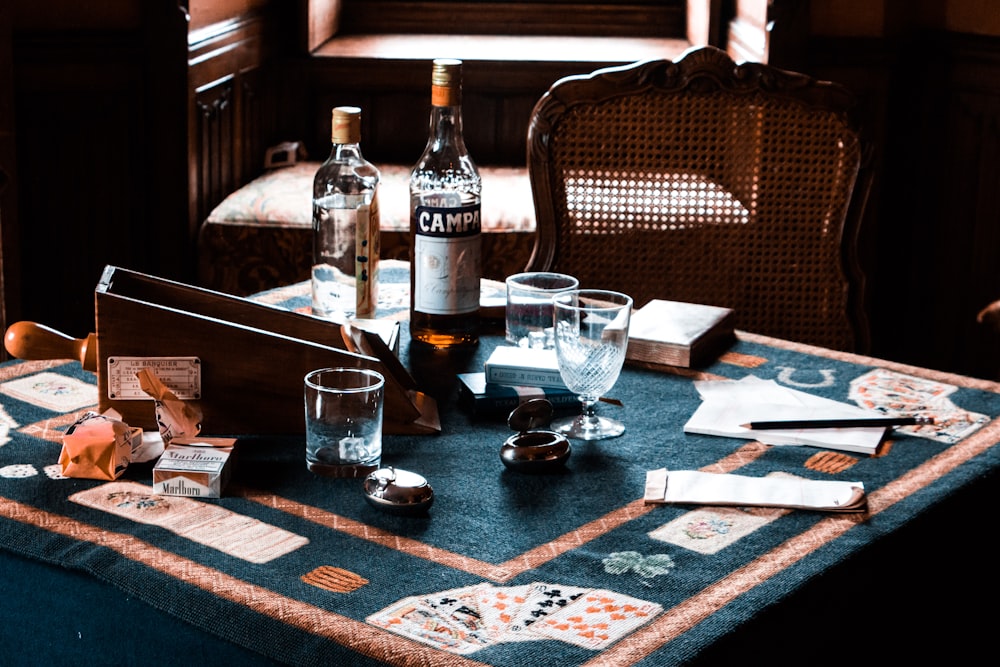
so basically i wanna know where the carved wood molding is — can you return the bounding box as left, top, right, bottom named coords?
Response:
left=531, top=45, right=860, bottom=144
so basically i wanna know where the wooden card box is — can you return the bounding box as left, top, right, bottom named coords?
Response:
left=90, top=265, right=437, bottom=436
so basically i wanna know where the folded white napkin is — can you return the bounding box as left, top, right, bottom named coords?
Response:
left=644, top=468, right=867, bottom=512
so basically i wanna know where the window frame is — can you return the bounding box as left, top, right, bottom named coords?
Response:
left=337, top=1, right=686, bottom=38
left=305, top=0, right=704, bottom=52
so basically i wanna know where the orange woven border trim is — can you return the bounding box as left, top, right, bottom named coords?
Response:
left=240, top=442, right=773, bottom=584
left=4, top=412, right=998, bottom=664
left=0, top=359, right=98, bottom=442
left=0, top=496, right=490, bottom=667
left=0, top=359, right=68, bottom=381
left=736, top=330, right=1000, bottom=392
left=6, top=351, right=1000, bottom=663
left=19, top=410, right=98, bottom=443
left=581, top=415, right=1000, bottom=666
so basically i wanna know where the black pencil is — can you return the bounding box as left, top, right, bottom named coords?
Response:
left=740, top=415, right=936, bottom=430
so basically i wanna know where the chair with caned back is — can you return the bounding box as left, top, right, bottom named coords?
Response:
left=525, top=45, right=873, bottom=353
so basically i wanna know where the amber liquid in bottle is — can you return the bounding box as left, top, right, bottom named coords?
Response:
left=409, top=59, right=482, bottom=349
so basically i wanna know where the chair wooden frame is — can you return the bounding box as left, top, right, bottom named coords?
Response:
left=526, top=46, right=873, bottom=352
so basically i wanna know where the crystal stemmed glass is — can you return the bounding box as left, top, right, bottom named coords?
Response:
left=551, top=289, right=633, bottom=440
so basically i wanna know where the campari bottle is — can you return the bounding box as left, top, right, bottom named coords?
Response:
left=409, top=58, right=482, bottom=349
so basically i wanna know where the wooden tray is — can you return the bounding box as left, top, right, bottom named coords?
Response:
left=4, top=265, right=439, bottom=436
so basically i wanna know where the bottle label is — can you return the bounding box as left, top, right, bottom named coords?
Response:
left=413, top=202, right=482, bottom=315
left=312, top=191, right=379, bottom=320
left=356, top=192, right=380, bottom=319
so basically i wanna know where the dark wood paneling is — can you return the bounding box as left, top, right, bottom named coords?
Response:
left=298, top=54, right=669, bottom=166
left=10, top=0, right=1000, bottom=382
left=9, top=1, right=285, bottom=338
left=188, top=14, right=280, bottom=233
left=13, top=28, right=161, bottom=339
left=881, top=32, right=1000, bottom=379
left=0, top=2, right=16, bottom=357
left=784, top=31, right=1000, bottom=380
left=191, top=69, right=267, bottom=231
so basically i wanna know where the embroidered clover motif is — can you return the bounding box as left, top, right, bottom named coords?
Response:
left=602, top=551, right=676, bottom=584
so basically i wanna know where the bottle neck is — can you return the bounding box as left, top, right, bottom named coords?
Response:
left=331, top=142, right=364, bottom=162
left=427, top=103, right=466, bottom=154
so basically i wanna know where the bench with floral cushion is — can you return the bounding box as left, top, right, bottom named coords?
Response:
left=197, top=162, right=535, bottom=296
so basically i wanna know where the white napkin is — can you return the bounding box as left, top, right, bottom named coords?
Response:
left=684, top=375, right=887, bottom=454
left=644, top=468, right=867, bottom=512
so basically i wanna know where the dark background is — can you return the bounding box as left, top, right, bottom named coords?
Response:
left=3, top=0, right=1000, bottom=382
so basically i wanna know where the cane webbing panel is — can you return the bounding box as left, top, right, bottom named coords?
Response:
left=527, top=46, right=870, bottom=352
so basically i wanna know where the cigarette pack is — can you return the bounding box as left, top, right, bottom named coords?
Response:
left=152, top=438, right=237, bottom=498
left=483, top=346, right=568, bottom=390
left=457, top=372, right=579, bottom=419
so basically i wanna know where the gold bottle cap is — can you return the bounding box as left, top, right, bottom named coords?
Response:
left=331, top=106, right=361, bottom=144
left=431, top=59, right=462, bottom=87
left=431, top=59, right=462, bottom=107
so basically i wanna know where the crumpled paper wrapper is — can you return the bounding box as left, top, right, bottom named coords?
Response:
left=60, top=409, right=143, bottom=480
left=136, top=368, right=203, bottom=444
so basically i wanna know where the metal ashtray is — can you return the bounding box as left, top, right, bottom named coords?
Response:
left=501, top=399, right=572, bottom=473
left=362, top=467, right=434, bottom=516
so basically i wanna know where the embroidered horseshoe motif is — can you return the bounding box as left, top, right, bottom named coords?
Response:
left=775, top=366, right=836, bottom=388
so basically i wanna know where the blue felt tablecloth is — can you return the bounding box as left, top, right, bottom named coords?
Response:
left=4, top=287, right=1000, bottom=665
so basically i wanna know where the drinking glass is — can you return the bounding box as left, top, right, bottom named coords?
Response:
left=551, top=289, right=633, bottom=440
left=304, top=367, right=385, bottom=477
left=505, top=272, right=579, bottom=348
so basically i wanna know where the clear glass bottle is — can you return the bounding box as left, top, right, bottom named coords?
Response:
left=312, top=106, right=381, bottom=320
left=409, top=58, right=482, bottom=349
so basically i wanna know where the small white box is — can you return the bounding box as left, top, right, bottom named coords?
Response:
left=484, top=346, right=567, bottom=389
left=152, top=438, right=236, bottom=498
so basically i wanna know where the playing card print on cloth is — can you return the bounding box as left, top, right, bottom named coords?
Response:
left=1, top=372, right=99, bottom=412
left=475, top=582, right=536, bottom=642
left=0, top=461, right=66, bottom=479
left=420, top=584, right=495, bottom=645
left=503, top=582, right=591, bottom=640
left=0, top=463, right=36, bottom=479
left=366, top=593, right=489, bottom=654
left=529, top=588, right=663, bottom=650
left=849, top=368, right=989, bottom=444
left=367, top=582, right=661, bottom=653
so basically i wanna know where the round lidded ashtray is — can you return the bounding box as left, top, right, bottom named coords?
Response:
left=501, top=399, right=572, bottom=473
left=362, top=467, right=434, bottom=516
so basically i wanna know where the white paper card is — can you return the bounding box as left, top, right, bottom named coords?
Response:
left=684, top=376, right=887, bottom=454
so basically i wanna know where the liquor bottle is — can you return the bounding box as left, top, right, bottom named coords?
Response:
left=409, top=58, right=482, bottom=348
left=312, top=106, right=381, bottom=320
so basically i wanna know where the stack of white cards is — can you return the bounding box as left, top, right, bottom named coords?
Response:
left=366, top=581, right=662, bottom=654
